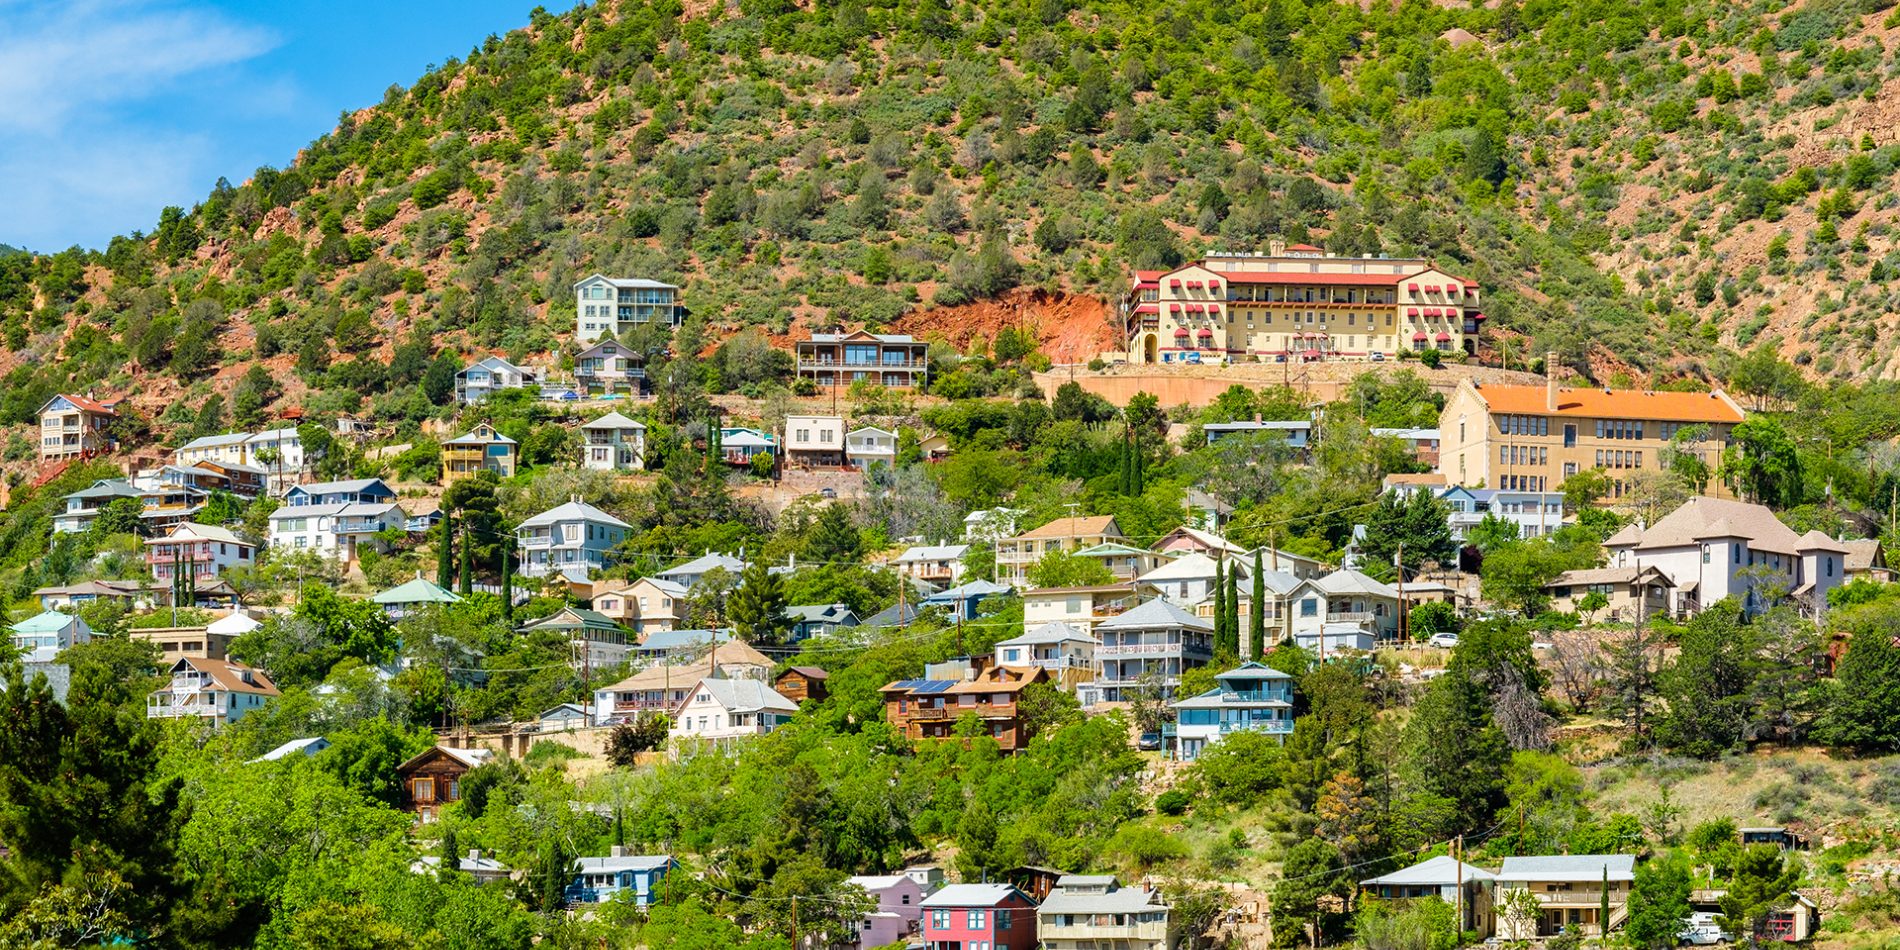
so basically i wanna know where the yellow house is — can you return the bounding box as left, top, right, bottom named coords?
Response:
left=441, top=422, right=517, bottom=486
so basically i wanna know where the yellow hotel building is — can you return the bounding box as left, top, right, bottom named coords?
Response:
left=1122, top=243, right=1484, bottom=363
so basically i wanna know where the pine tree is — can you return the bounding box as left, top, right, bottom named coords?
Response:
left=1250, top=549, right=1266, bottom=659
left=729, top=561, right=792, bottom=644
left=437, top=510, right=455, bottom=589
left=441, top=826, right=461, bottom=875
left=1213, top=560, right=1229, bottom=653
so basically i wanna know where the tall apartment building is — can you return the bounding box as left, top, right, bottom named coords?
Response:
left=1439, top=371, right=1746, bottom=499
left=573, top=274, right=682, bottom=342
left=1122, top=242, right=1484, bottom=363
left=37, top=394, right=117, bottom=462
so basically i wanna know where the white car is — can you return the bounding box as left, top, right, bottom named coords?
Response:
left=1679, top=912, right=1731, bottom=945
left=1426, top=633, right=1460, bottom=649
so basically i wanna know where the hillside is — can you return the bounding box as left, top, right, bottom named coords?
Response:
left=0, top=0, right=1895, bottom=448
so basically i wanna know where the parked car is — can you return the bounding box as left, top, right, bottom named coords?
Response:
left=1426, top=632, right=1460, bottom=649
left=1136, top=733, right=1162, bottom=751
left=818, top=487, right=837, bottom=499
left=1679, top=912, right=1730, bottom=946
left=1369, top=351, right=1385, bottom=362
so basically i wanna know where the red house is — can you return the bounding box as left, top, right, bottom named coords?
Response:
left=920, top=883, right=1038, bottom=950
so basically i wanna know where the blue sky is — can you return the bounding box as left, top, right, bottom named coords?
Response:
left=0, top=0, right=543, bottom=252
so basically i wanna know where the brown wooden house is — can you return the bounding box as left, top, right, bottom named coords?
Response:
left=879, top=665, right=1050, bottom=753
left=774, top=666, right=829, bottom=704
left=397, top=746, right=495, bottom=821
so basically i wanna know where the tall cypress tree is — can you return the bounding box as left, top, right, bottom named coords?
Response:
left=1250, top=549, right=1266, bottom=659
left=459, top=528, right=474, bottom=596
left=500, top=543, right=515, bottom=623
left=1225, top=563, right=1240, bottom=650
left=437, top=510, right=455, bottom=589
left=1213, top=560, right=1229, bottom=654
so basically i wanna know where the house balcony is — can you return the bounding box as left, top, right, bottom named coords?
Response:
left=1099, top=642, right=1210, bottom=658
left=908, top=707, right=949, bottom=720
left=1040, top=921, right=1171, bottom=941
left=796, top=358, right=925, bottom=371
left=1327, top=611, right=1378, bottom=624
left=519, top=534, right=553, bottom=548
left=145, top=548, right=216, bottom=565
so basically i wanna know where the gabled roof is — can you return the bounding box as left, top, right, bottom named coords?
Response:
left=460, top=354, right=529, bottom=375
left=1308, top=569, right=1401, bottom=600
left=1466, top=383, right=1744, bottom=423
left=1546, top=566, right=1673, bottom=589
left=574, top=853, right=673, bottom=873
left=921, top=883, right=1026, bottom=908
left=1843, top=538, right=1886, bottom=572
left=398, top=745, right=494, bottom=773
left=1155, top=525, right=1248, bottom=555
left=944, top=665, right=1046, bottom=696
left=897, top=543, right=969, bottom=563
left=254, top=737, right=331, bottom=761
left=287, top=478, right=391, bottom=497
left=373, top=576, right=465, bottom=606
left=846, top=425, right=896, bottom=439
left=520, top=607, right=625, bottom=635
left=582, top=411, right=646, bottom=431
left=149, top=523, right=250, bottom=546
left=636, top=628, right=733, bottom=652
left=66, top=479, right=141, bottom=501
left=923, top=579, right=1014, bottom=602
left=805, top=330, right=921, bottom=344
left=1138, top=551, right=1232, bottom=583
left=1612, top=496, right=1840, bottom=556
left=12, top=610, right=80, bottom=634
left=518, top=500, right=631, bottom=530
left=573, top=274, right=677, bottom=290
left=1361, top=855, right=1497, bottom=887
left=41, top=393, right=116, bottom=415
left=677, top=677, right=799, bottom=717
left=780, top=666, right=829, bottom=680
left=575, top=337, right=649, bottom=360
left=207, top=612, right=262, bottom=635
left=171, top=657, right=279, bottom=696
left=996, top=621, right=1096, bottom=648
left=785, top=603, right=856, bottom=625
left=1010, top=515, right=1120, bottom=542
left=179, top=432, right=254, bottom=451
left=442, top=425, right=517, bottom=446
left=1073, top=541, right=1153, bottom=559
left=1097, top=597, right=1213, bottom=632
left=658, top=552, right=748, bottom=579
left=1498, top=854, right=1636, bottom=883
left=268, top=501, right=404, bottom=521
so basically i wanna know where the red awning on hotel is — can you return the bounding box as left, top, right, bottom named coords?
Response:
left=1407, top=283, right=1420, bottom=291
left=1174, top=328, right=1190, bottom=337
left=1435, top=332, right=1452, bottom=342
left=1412, top=332, right=1429, bottom=342
left=1134, top=304, right=1158, bottom=314
left=1169, top=279, right=1182, bottom=287
left=1303, top=349, right=1321, bottom=358
left=1407, top=308, right=1419, bottom=317
left=1447, top=284, right=1461, bottom=295
left=1470, top=311, right=1487, bottom=321
left=1207, top=306, right=1221, bottom=316
left=1197, top=328, right=1214, bottom=336
left=1208, top=281, right=1222, bottom=293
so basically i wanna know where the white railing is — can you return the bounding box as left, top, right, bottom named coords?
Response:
left=1098, top=643, right=1187, bottom=657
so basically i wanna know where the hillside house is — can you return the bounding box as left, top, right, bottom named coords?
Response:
left=993, top=622, right=1098, bottom=691
left=1288, top=569, right=1401, bottom=645
left=719, top=427, right=776, bottom=466
left=455, top=355, right=539, bottom=404
left=1091, top=598, right=1214, bottom=703
left=580, top=411, right=647, bottom=471
left=1496, top=854, right=1635, bottom=939
left=282, top=478, right=397, bottom=507
left=371, top=575, right=464, bottom=619
left=656, top=551, right=747, bottom=589
left=1842, top=539, right=1893, bottom=583
left=784, top=415, right=846, bottom=468
left=268, top=500, right=406, bottom=562
left=846, top=426, right=897, bottom=470
left=1204, top=419, right=1313, bottom=450
left=1038, top=875, right=1172, bottom=950
left=795, top=330, right=929, bottom=389
left=1371, top=426, right=1443, bottom=467
left=516, top=606, right=632, bottom=669
left=1021, top=583, right=1139, bottom=635
left=846, top=873, right=929, bottom=949
left=146, top=657, right=278, bottom=727
left=919, top=883, right=1038, bottom=950
left=441, top=422, right=518, bottom=486
left=592, top=576, right=689, bottom=633
left=52, top=478, right=143, bottom=534
left=1362, top=855, right=1496, bottom=937
left=413, top=849, right=513, bottom=886
left=895, top=542, right=970, bottom=589
left=1605, top=496, right=1847, bottom=617
left=667, top=676, right=800, bottom=744
left=146, top=523, right=257, bottom=584
left=998, top=515, right=1125, bottom=586
left=774, top=666, right=829, bottom=704
left=515, top=499, right=630, bottom=582
left=11, top=610, right=90, bottom=701
left=881, top=665, right=1049, bottom=752
left=1438, top=486, right=1570, bottom=541
left=574, top=338, right=647, bottom=395
left=38, top=393, right=116, bottom=462
left=590, top=641, right=774, bottom=725
left=128, top=611, right=256, bottom=664
left=920, top=578, right=1014, bottom=621
left=565, top=850, right=677, bottom=906
left=786, top=602, right=857, bottom=641
left=573, top=274, right=683, bottom=341
left=1544, top=566, right=1675, bottom=623
left=396, top=746, right=495, bottom=821
left=1169, top=662, right=1295, bottom=760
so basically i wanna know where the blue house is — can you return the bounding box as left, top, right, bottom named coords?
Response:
left=921, top=579, right=1014, bottom=621
left=282, top=478, right=396, bottom=507
left=566, top=852, right=677, bottom=907
left=1167, top=661, right=1295, bottom=760
left=784, top=603, right=857, bottom=642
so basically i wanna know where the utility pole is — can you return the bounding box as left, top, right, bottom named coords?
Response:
left=1395, top=541, right=1407, bottom=646
left=1454, top=835, right=1465, bottom=933
left=790, top=894, right=799, bottom=950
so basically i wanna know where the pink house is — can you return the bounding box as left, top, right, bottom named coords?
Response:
left=847, top=873, right=929, bottom=948
left=920, top=883, right=1038, bottom=950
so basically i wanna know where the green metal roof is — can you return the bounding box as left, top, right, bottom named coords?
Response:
left=371, top=577, right=464, bottom=606
left=13, top=610, right=78, bottom=634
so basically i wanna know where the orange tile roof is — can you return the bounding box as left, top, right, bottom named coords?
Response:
left=1472, top=385, right=1743, bottom=423
left=56, top=393, right=116, bottom=415
left=1011, top=516, right=1120, bottom=541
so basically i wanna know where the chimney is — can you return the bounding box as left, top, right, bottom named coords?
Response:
left=468, top=849, right=482, bottom=862
left=611, top=845, right=630, bottom=858
left=1545, top=351, right=1560, bottom=413
left=1268, top=238, right=1286, bottom=257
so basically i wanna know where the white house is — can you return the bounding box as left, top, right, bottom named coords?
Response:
left=894, top=542, right=969, bottom=589
left=1136, top=552, right=1244, bottom=606
left=656, top=551, right=748, bottom=589
left=1169, top=661, right=1295, bottom=760
left=245, top=428, right=307, bottom=493
left=268, top=501, right=407, bottom=562
left=580, top=411, right=647, bottom=472
left=1439, top=486, right=1570, bottom=541
left=962, top=507, right=1023, bottom=543
left=667, top=676, right=799, bottom=744
left=10, top=610, right=91, bottom=701
left=845, top=426, right=897, bottom=470
left=52, top=478, right=143, bottom=534
left=1604, top=495, right=1848, bottom=617
left=574, top=337, right=646, bottom=395
left=1092, top=597, right=1215, bottom=703
left=455, top=355, right=539, bottom=404
left=281, top=478, right=397, bottom=507
left=573, top=274, right=683, bottom=342
left=993, top=621, right=1098, bottom=691
left=1204, top=419, right=1312, bottom=449
left=1362, top=855, right=1496, bottom=937
left=146, top=657, right=279, bottom=726
left=785, top=415, right=846, bottom=468
left=1287, top=569, right=1401, bottom=645
left=1496, top=854, right=1636, bottom=939
left=146, top=522, right=258, bottom=584
left=1039, top=875, right=1172, bottom=950
left=516, top=499, right=631, bottom=582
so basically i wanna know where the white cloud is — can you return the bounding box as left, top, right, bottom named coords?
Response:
left=0, top=0, right=278, bottom=132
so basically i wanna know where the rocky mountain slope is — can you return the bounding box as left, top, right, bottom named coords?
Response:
left=0, top=0, right=1890, bottom=446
